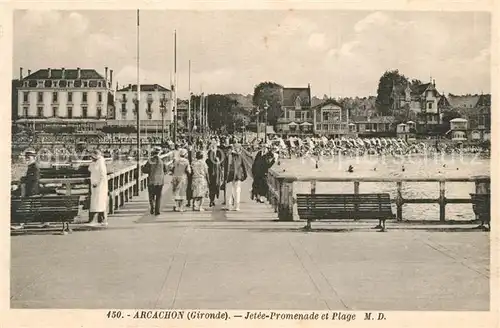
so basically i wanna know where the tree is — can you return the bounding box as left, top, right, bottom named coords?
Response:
left=375, top=69, right=409, bottom=116
left=441, top=109, right=462, bottom=132
left=252, top=81, right=283, bottom=127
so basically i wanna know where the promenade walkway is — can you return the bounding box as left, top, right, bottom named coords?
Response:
left=11, top=176, right=490, bottom=310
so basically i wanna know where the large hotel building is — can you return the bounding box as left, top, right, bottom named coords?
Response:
left=16, top=67, right=114, bottom=131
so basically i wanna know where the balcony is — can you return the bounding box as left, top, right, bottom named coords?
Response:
left=277, top=117, right=313, bottom=124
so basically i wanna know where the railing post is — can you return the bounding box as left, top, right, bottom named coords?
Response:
left=288, top=181, right=295, bottom=221
left=353, top=181, right=360, bottom=215
left=439, top=180, right=446, bottom=222
left=396, top=181, right=403, bottom=221
left=310, top=180, right=316, bottom=194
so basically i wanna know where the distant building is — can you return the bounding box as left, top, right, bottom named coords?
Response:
left=312, top=99, right=356, bottom=137
left=391, top=79, right=443, bottom=132
left=396, top=121, right=416, bottom=142
left=447, top=93, right=491, bottom=141
left=16, top=67, right=114, bottom=132
left=449, top=118, right=468, bottom=142
left=276, top=85, right=312, bottom=134
left=113, top=84, right=172, bottom=133
left=351, top=115, right=397, bottom=137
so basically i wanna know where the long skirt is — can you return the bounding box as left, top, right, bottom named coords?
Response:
left=192, top=177, right=208, bottom=198
left=171, top=176, right=188, bottom=200
left=252, top=174, right=268, bottom=197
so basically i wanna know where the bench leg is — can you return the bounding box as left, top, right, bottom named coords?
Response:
left=373, top=220, right=383, bottom=230
left=379, top=219, right=386, bottom=232
left=304, top=219, right=312, bottom=231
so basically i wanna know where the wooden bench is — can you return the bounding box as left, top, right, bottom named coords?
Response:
left=11, top=195, right=81, bottom=234
left=296, top=193, right=394, bottom=232
left=470, top=193, right=490, bottom=231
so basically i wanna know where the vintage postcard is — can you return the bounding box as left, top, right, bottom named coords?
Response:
left=0, top=0, right=497, bottom=327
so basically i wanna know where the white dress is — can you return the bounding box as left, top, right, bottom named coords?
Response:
left=88, top=157, right=108, bottom=212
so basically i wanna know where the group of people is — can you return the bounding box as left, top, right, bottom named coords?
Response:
left=143, top=137, right=258, bottom=215
left=13, top=133, right=279, bottom=230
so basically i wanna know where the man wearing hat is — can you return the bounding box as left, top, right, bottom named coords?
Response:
left=22, top=150, right=40, bottom=197
left=142, top=146, right=169, bottom=215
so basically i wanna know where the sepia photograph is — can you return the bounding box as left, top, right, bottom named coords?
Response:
left=8, top=7, right=492, bottom=315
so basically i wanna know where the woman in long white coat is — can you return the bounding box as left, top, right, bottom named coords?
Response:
left=88, top=149, right=108, bottom=226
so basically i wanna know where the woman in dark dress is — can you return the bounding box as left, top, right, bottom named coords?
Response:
left=206, top=141, right=224, bottom=207
left=251, top=145, right=276, bottom=203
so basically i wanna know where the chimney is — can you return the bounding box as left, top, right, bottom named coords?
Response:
left=20, top=67, right=23, bottom=79
left=28, top=69, right=31, bottom=76
left=110, top=69, right=113, bottom=86
left=433, top=79, right=436, bottom=87
left=105, top=67, right=108, bottom=82
left=62, top=67, right=65, bottom=79
left=129, top=83, right=132, bottom=91
left=77, top=67, right=81, bottom=79
left=47, top=68, right=52, bottom=78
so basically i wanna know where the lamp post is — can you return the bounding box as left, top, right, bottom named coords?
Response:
left=256, top=106, right=260, bottom=142
left=264, top=101, right=269, bottom=144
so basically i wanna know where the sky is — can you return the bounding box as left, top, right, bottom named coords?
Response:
left=13, top=10, right=491, bottom=98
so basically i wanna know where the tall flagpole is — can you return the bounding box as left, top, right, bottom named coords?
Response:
left=135, top=9, right=141, bottom=195
left=173, top=30, right=178, bottom=143
left=205, top=95, right=208, bottom=133
left=200, top=92, right=205, bottom=133
left=188, top=60, right=191, bottom=141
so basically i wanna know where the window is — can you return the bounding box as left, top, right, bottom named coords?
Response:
left=37, top=106, right=43, bottom=117
left=121, top=103, right=126, bottom=112
left=122, top=94, right=127, bottom=102
left=322, top=112, right=329, bottom=121
left=68, top=92, right=73, bottom=102
left=97, top=107, right=102, bottom=119
left=147, top=112, right=152, bottom=120
left=316, top=124, right=321, bottom=131
left=52, top=81, right=57, bottom=87
left=37, top=92, right=43, bottom=103
left=68, top=107, right=73, bottom=118
left=23, top=107, right=28, bottom=117
left=52, top=92, right=58, bottom=103
left=322, top=124, right=328, bottom=131
left=82, top=106, right=88, bottom=118
left=68, top=81, right=74, bottom=88
left=122, top=110, right=127, bottom=120
left=82, top=92, right=87, bottom=103
left=52, top=106, right=58, bottom=117
left=23, top=92, right=29, bottom=102
left=98, top=92, right=102, bottom=102
left=147, top=103, right=152, bottom=112
left=24, top=81, right=29, bottom=87
left=428, top=102, right=432, bottom=109
left=83, top=81, right=88, bottom=87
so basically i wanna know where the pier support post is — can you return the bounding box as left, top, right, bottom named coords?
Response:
left=439, top=180, right=446, bottom=222
left=396, top=181, right=403, bottom=221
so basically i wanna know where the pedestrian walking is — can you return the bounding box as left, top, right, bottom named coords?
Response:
left=223, top=143, right=247, bottom=211
left=88, top=149, right=108, bottom=226
left=191, top=151, right=210, bottom=211
left=22, top=150, right=40, bottom=197
left=206, top=140, right=224, bottom=207
left=251, top=144, right=276, bottom=203
left=142, top=146, right=168, bottom=215
left=185, top=144, right=194, bottom=209
left=170, top=148, right=192, bottom=212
